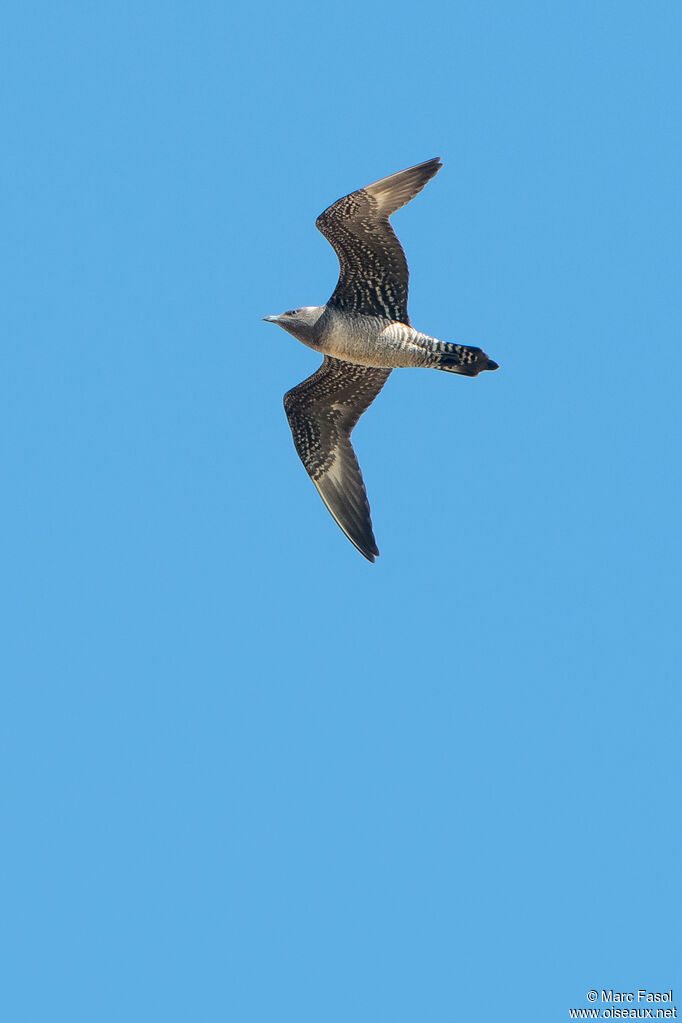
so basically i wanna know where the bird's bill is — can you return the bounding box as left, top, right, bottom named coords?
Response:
left=262, top=315, right=280, bottom=323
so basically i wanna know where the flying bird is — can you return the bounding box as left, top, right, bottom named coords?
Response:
left=263, top=158, right=498, bottom=562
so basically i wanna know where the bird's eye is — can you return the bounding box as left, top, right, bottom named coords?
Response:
left=284, top=309, right=297, bottom=316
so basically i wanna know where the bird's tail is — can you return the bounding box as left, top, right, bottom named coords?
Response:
left=433, top=341, right=499, bottom=377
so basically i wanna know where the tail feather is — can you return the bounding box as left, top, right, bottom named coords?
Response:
left=435, top=343, right=499, bottom=377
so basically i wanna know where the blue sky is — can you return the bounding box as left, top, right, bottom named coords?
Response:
left=2, top=1, right=680, bottom=1020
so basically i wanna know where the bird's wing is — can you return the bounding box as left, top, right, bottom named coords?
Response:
left=315, top=158, right=442, bottom=323
left=283, top=357, right=392, bottom=562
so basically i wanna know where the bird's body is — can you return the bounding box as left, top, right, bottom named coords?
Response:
left=283, top=305, right=495, bottom=374
left=263, top=158, right=498, bottom=562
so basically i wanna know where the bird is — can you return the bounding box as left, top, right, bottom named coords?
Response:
left=263, top=157, right=498, bottom=562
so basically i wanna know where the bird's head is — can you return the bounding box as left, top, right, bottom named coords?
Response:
left=262, top=306, right=324, bottom=343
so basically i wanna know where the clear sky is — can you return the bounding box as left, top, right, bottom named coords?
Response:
left=2, top=1, right=680, bottom=1020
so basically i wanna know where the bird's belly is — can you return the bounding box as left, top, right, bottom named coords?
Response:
left=316, top=318, right=413, bottom=368
left=314, top=319, right=430, bottom=369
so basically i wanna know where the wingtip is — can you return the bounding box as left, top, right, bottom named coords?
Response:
left=408, top=157, right=442, bottom=179
left=361, top=157, right=444, bottom=218
left=421, top=156, right=443, bottom=175
left=349, top=532, right=380, bottom=563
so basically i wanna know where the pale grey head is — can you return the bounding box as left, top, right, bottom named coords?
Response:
left=262, top=306, right=325, bottom=346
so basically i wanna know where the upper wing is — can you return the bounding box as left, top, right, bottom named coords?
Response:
left=315, top=158, right=442, bottom=323
left=283, top=357, right=392, bottom=562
